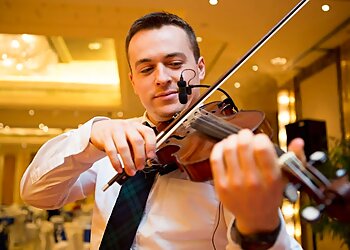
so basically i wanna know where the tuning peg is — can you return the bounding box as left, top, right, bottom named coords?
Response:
left=308, top=151, right=327, bottom=165
left=335, top=168, right=347, bottom=178
left=301, top=204, right=325, bottom=222
left=283, top=183, right=301, bottom=203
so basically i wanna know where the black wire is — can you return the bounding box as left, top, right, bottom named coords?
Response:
left=188, top=84, right=239, bottom=112
left=211, top=202, right=223, bottom=250
left=179, top=68, right=239, bottom=112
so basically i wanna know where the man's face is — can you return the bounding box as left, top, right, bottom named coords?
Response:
left=128, top=25, right=205, bottom=123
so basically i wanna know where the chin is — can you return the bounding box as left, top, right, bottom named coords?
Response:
left=156, top=104, right=185, bottom=121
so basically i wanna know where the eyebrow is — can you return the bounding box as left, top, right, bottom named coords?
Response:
left=134, top=52, right=187, bottom=68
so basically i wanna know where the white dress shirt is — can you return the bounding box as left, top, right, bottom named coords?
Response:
left=20, top=117, right=302, bottom=250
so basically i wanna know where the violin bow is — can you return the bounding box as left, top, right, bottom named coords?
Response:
left=156, top=0, right=310, bottom=147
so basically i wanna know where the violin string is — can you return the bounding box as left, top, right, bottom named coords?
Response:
left=192, top=117, right=233, bottom=140
left=287, top=155, right=324, bottom=188
left=281, top=154, right=325, bottom=200
left=191, top=110, right=240, bottom=140
left=204, top=110, right=241, bottom=133
left=190, top=108, right=328, bottom=201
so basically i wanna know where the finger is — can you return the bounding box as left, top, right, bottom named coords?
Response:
left=253, top=133, right=281, bottom=185
left=222, top=134, right=242, bottom=184
left=138, top=124, right=157, bottom=159
left=125, top=128, right=147, bottom=171
left=236, top=129, right=259, bottom=180
left=104, top=138, right=123, bottom=173
left=210, top=141, right=229, bottom=189
left=112, top=133, right=136, bottom=176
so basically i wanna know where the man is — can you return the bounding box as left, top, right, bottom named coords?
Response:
left=21, top=12, right=303, bottom=249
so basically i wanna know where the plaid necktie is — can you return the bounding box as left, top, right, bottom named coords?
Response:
left=99, top=170, right=157, bottom=250
left=99, top=122, right=159, bottom=250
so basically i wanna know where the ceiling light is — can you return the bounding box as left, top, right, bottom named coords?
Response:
left=234, top=82, right=241, bottom=88
left=321, top=4, right=330, bottom=12
left=43, top=126, right=49, bottom=132
left=28, top=109, right=35, bottom=116
left=270, top=57, right=287, bottom=66
left=21, top=34, right=36, bottom=43
left=196, top=37, right=203, bottom=43
left=2, top=58, right=14, bottom=67
left=209, top=0, right=218, bottom=6
left=88, top=42, right=102, bottom=50
left=252, top=65, right=259, bottom=71
left=0, top=34, right=58, bottom=75
left=15, top=63, right=24, bottom=71
left=10, top=39, right=20, bottom=49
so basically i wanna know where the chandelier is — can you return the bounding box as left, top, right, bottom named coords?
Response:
left=0, top=34, right=58, bottom=76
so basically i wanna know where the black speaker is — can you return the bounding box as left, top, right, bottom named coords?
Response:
left=285, top=119, right=328, bottom=159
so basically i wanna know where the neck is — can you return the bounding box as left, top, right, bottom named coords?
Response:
left=146, top=113, right=174, bottom=127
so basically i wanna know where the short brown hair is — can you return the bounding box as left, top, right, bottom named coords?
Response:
left=125, top=12, right=200, bottom=67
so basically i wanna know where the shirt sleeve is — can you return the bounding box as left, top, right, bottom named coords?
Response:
left=20, top=117, right=109, bottom=210
left=224, top=209, right=302, bottom=250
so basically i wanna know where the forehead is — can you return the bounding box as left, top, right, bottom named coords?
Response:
left=128, top=25, right=194, bottom=65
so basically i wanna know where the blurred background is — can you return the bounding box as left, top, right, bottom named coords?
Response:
left=0, top=0, right=349, bottom=249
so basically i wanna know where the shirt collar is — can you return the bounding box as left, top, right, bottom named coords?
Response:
left=142, top=112, right=156, bottom=127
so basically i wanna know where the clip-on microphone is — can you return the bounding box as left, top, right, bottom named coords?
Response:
left=177, top=75, right=188, bottom=104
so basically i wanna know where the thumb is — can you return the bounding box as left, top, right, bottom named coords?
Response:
left=288, top=138, right=307, bottom=164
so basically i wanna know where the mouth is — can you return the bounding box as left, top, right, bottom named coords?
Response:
left=154, top=89, right=178, bottom=99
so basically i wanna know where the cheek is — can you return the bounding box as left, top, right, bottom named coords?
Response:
left=132, top=78, right=149, bottom=95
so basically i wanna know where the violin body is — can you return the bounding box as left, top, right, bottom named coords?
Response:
left=156, top=101, right=273, bottom=182
left=155, top=100, right=350, bottom=223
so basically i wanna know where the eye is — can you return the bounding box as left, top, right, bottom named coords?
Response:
left=168, top=61, right=183, bottom=68
left=140, top=66, right=154, bottom=74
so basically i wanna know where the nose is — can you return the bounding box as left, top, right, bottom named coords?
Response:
left=154, top=64, right=172, bottom=86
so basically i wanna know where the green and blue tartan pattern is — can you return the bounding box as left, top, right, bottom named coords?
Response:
left=99, top=170, right=157, bottom=250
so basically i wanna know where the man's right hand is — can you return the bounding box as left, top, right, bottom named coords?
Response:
left=90, top=119, right=157, bottom=176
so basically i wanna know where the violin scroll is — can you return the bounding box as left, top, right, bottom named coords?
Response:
left=280, top=151, right=350, bottom=223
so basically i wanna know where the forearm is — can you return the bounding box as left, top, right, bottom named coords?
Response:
left=20, top=117, right=107, bottom=209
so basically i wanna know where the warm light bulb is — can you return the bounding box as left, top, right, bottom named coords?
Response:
left=16, top=63, right=24, bottom=71
left=43, top=126, right=49, bottom=132
left=278, top=94, right=290, bottom=105
left=321, top=4, right=330, bottom=12
left=252, top=65, right=259, bottom=71
left=278, top=111, right=290, bottom=124
left=282, top=204, right=295, bottom=218
left=88, top=42, right=102, bottom=50
left=209, top=0, right=218, bottom=5
left=10, top=39, right=20, bottom=49
left=21, top=34, right=36, bottom=43
left=270, top=57, right=287, bottom=66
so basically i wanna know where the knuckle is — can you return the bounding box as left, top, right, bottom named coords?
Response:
left=117, top=145, right=129, bottom=154
left=105, top=148, right=117, bottom=156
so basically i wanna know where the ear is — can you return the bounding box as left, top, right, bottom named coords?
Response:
left=129, top=72, right=138, bottom=95
left=197, top=56, right=206, bottom=80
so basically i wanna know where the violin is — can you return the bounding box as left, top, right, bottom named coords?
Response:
left=153, top=99, right=350, bottom=223
left=104, top=0, right=350, bottom=223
